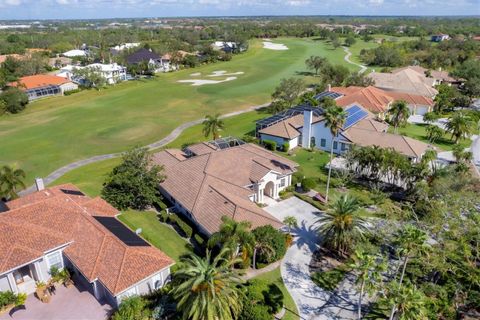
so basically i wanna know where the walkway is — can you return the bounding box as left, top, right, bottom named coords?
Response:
left=241, top=260, right=282, bottom=280
left=21, top=103, right=270, bottom=195
left=342, top=46, right=367, bottom=74
left=265, top=197, right=360, bottom=320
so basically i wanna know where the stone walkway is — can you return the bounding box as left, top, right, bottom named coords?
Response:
left=342, top=46, right=367, bottom=74
left=21, top=103, right=270, bottom=195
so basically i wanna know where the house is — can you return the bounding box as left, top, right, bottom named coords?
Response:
left=391, top=66, right=458, bottom=86
left=112, top=43, right=140, bottom=52
left=150, top=139, right=298, bottom=235
left=0, top=183, right=174, bottom=307
left=431, top=34, right=450, bottom=42
left=258, top=105, right=432, bottom=162
left=57, top=63, right=127, bottom=85
left=48, top=56, right=73, bottom=68
left=62, top=49, right=87, bottom=58
left=330, top=85, right=434, bottom=116
left=368, top=68, right=438, bottom=98
left=9, top=75, right=78, bottom=100
left=126, top=48, right=176, bottom=73
left=211, top=41, right=244, bottom=53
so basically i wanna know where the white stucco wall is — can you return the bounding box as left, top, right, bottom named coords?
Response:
left=310, top=121, right=350, bottom=154
left=259, top=134, right=294, bottom=150
left=59, top=82, right=79, bottom=93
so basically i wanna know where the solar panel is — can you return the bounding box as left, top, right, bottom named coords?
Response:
left=256, top=105, right=324, bottom=132
left=60, top=189, right=85, bottom=196
left=94, top=216, right=149, bottom=246
left=314, top=91, right=342, bottom=101
left=343, top=105, right=368, bottom=129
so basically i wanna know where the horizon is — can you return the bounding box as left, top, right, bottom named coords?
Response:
left=0, top=0, right=479, bottom=20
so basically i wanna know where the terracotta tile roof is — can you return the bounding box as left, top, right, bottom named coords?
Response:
left=9, top=75, right=71, bottom=90
left=392, top=66, right=457, bottom=83
left=151, top=143, right=298, bottom=234
left=387, top=91, right=434, bottom=107
left=1, top=184, right=174, bottom=295
left=368, top=69, right=438, bottom=98
left=186, top=142, right=218, bottom=156
left=258, top=114, right=323, bottom=139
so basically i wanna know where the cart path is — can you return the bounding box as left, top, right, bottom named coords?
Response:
left=20, top=103, right=270, bottom=195
left=342, top=46, right=368, bottom=74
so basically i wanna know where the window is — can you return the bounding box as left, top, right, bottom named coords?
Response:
left=279, top=178, right=286, bottom=188
left=46, top=251, right=63, bottom=270
left=310, top=137, right=316, bottom=148
left=341, top=143, right=347, bottom=151
left=320, top=139, right=326, bottom=147
left=333, top=141, right=338, bottom=149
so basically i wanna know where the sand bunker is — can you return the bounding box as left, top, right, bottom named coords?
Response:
left=263, top=41, right=289, bottom=51
left=177, top=77, right=237, bottom=86
left=208, top=70, right=244, bottom=77
left=190, top=72, right=201, bottom=76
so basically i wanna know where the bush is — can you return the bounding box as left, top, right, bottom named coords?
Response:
left=301, top=177, right=317, bottom=191
left=168, top=214, right=193, bottom=238
left=0, top=87, right=28, bottom=114
left=291, top=171, right=304, bottom=186
left=0, top=291, right=17, bottom=308
left=238, top=303, right=271, bottom=320
left=282, top=142, right=290, bottom=151
left=239, top=279, right=284, bottom=319
left=112, top=296, right=150, bottom=320
left=63, top=88, right=81, bottom=96
left=311, top=267, right=348, bottom=291
left=262, top=140, right=277, bottom=151
left=252, top=225, right=287, bottom=264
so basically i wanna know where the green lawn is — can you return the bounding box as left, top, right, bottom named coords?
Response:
left=1, top=37, right=372, bottom=184
left=118, top=210, right=192, bottom=263
left=252, top=267, right=300, bottom=320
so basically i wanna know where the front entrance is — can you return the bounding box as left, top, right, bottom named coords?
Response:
left=13, top=265, right=37, bottom=294
left=264, top=181, right=275, bottom=198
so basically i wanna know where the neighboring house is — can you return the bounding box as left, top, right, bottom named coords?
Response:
left=48, top=56, right=73, bottom=68
left=258, top=105, right=432, bottom=162
left=391, top=66, right=459, bottom=86
left=331, top=85, right=434, bottom=116
left=126, top=48, right=176, bottom=73
left=62, top=49, right=87, bottom=58
left=0, top=183, right=174, bottom=307
left=431, top=34, right=450, bottom=42
left=211, top=41, right=244, bottom=53
left=57, top=63, right=127, bottom=85
left=112, top=42, right=140, bottom=52
left=368, top=68, right=439, bottom=98
left=9, top=75, right=78, bottom=100
left=150, top=140, right=298, bottom=235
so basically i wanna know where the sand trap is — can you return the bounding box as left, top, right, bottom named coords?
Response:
left=208, top=70, right=244, bottom=77
left=263, top=41, right=288, bottom=51
left=190, top=72, right=201, bottom=76
left=177, top=77, right=237, bottom=86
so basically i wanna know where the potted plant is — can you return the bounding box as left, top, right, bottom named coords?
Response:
left=35, top=282, right=47, bottom=301
left=60, top=269, right=74, bottom=288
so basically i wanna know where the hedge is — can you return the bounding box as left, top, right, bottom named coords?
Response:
left=301, top=177, right=317, bottom=191
left=282, top=142, right=290, bottom=151
left=168, top=214, right=193, bottom=239
left=263, top=140, right=277, bottom=151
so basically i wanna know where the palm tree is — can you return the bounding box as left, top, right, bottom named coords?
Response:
left=283, top=216, right=298, bottom=233
left=445, top=112, right=475, bottom=144
left=388, top=100, right=410, bottom=134
left=383, top=282, right=428, bottom=320
left=324, top=105, right=347, bottom=203
left=171, top=248, right=244, bottom=320
left=425, top=125, right=444, bottom=144
left=202, top=114, right=225, bottom=140
left=207, top=216, right=254, bottom=262
left=300, top=92, right=320, bottom=107
left=315, top=194, right=368, bottom=257
left=348, top=250, right=387, bottom=319
left=252, top=242, right=275, bottom=270
left=0, top=165, right=26, bottom=200
left=422, top=111, right=438, bottom=124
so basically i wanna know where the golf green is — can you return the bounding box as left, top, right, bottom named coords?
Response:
left=0, top=37, right=371, bottom=182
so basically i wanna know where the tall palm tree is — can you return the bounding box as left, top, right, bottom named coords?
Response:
left=202, top=114, right=225, bottom=140
left=324, top=105, right=347, bottom=203
left=388, top=100, right=410, bottom=134
left=383, top=282, right=428, bottom=320
left=207, top=216, right=254, bottom=262
left=445, top=112, right=475, bottom=144
left=0, top=165, right=26, bottom=200
left=348, top=250, right=386, bottom=320
left=452, top=145, right=473, bottom=164
left=171, top=248, right=244, bottom=320
left=425, top=125, right=444, bottom=144
left=315, top=194, right=368, bottom=257
left=283, top=216, right=298, bottom=233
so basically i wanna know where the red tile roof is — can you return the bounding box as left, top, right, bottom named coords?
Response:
left=1, top=184, right=174, bottom=295
left=9, top=75, right=71, bottom=90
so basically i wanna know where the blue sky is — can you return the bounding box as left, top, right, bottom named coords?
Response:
left=0, top=0, right=479, bottom=20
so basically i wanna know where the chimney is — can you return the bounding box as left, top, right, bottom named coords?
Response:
left=327, top=84, right=331, bottom=92
left=35, top=178, right=45, bottom=191
left=302, top=110, right=313, bottom=149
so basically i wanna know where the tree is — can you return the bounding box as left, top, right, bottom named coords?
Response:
left=283, top=216, right=298, bottom=233
left=332, top=39, right=341, bottom=49
left=422, top=111, right=439, bottom=124
left=112, top=296, right=150, bottom=320
left=0, top=165, right=26, bottom=201
left=252, top=242, right=275, bottom=270
left=425, top=125, right=444, bottom=143
left=101, top=147, right=165, bottom=210
left=324, top=106, right=347, bottom=202
left=348, top=250, right=386, bottom=319
left=252, top=225, right=287, bottom=265
left=344, top=73, right=375, bottom=87
left=208, top=216, right=254, bottom=264
left=383, top=282, right=428, bottom=320
left=388, top=100, right=410, bottom=134
left=171, top=248, right=244, bottom=320
left=202, top=114, right=225, bottom=140
left=452, top=144, right=473, bottom=165
left=73, top=66, right=107, bottom=89
left=0, top=87, right=29, bottom=114
left=445, top=111, right=475, bottom=143
left=345, top=36, right=356, bottom=47
left=433, top=84, right=456, bottom=113
left=271, top=78, right=305, bottom=108
left=316, top=194, right=368, bottom=257
left=300, top=92, right=320, bottom=107
left=305, top=56, right=327, bottom=75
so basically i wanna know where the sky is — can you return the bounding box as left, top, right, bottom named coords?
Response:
left=0, top=0, right=479, bottom=20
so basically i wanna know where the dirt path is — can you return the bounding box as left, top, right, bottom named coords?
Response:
left=21, top=102, right=270, bottom=195
left=342, top=46, right=367, bottom=74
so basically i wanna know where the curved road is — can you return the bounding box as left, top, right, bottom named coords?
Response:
left=21, top=103, right=269, bottom=195
left=342, top=46, right=368, bottom=74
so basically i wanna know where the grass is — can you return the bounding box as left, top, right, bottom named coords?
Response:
left=1, top=37, right=373, bottom=183
left=118, top=210, right=192, bottom=263
left=311, top=266, right=349, bottom=291
left=252, top=267, right=300, bottom=320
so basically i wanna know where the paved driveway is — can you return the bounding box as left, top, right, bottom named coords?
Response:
left=265, top=197, right=359, bottom=320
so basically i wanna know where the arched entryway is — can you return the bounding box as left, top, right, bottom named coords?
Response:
left=264, top=181, right=275, bottom=198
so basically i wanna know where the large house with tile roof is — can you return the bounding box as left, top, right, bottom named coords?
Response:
left=0, top=184, right=174, bottom=307
left=151, top=142, right=298, bottom=235
left=9, top=75, right=78, bottom=101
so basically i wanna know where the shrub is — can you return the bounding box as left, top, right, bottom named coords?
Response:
left=282, top=142, right=290, bottom=151
left=168, top=214, right=193, bottom=238
left=311, top=266, right=348, bottom=291
left=238, top=303, right=271, bottom=320
left=0, top=291, right=17, bottom=308
left=262, top=139, right=277, bottom=151
left=239, top=280, right=284, bottom=319
left=112, top=296, right=150, bottom=320
left=0, top=87, right=28, bottom=114
left=252, top=225, right=287, bottom=264
left=291, top=171, right=304, bottom=186
left=301, top=177, right=317, bottom=191
left=63, top=88, right=81, bottom=96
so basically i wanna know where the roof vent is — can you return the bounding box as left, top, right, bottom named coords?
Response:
left=35, top=178, right=45, bottom=191
left=135, top=228, right=142, bottom=235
